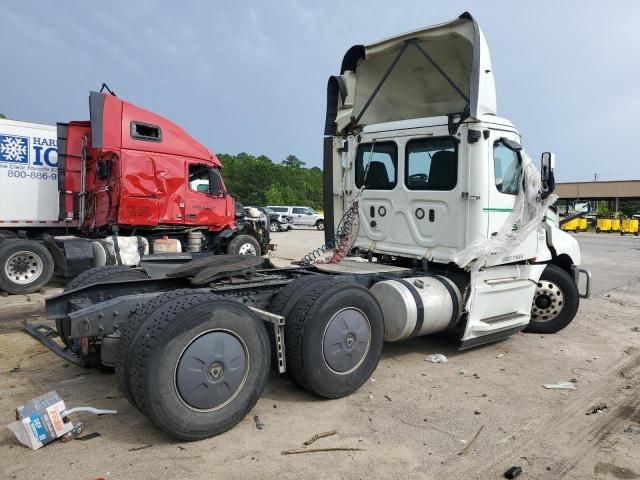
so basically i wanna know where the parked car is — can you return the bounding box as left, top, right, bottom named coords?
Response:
left=250, top=207, right=292, bottom=232
left=267, top=206, right=324, bottom=230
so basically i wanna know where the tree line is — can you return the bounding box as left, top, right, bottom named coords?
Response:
left=217, top=153, right=323, bottom=209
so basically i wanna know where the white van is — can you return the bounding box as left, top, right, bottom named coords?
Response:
left=267, top=206, right=324, bottom=230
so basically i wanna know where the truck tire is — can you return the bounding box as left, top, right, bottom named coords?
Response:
left=315, top=219, right=325, bottom=231
left=270, top=274, right=346, bottom=318
left=525, top=264, right=580, bottom=334
left=127, top=297, right=270, bottom=440
left=268, top=275, right=346, bottom=369
left=227, top=234, right=260, bottom=256
left=284, top=278, right=384, bottom=398
left=0, top=239, right=54, bottom=295
left=269, top=221, right=280, bottom=233
left=115, top=290, right=216, bottom=410
left=57, top=266, right=150, bottom=352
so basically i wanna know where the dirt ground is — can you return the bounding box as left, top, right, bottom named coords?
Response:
left=0, top=231, right=639, bottom=480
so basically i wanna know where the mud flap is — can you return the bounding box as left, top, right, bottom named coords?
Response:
left=460, top=264, right=545, bottom=349
left=22, top=321, right=84, bottom=367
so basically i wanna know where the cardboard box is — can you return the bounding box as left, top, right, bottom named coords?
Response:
left=7, top=391, right=75, bottom=450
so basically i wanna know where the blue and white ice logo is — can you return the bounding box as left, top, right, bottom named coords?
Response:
left=0, top=135, right=29, bottom=164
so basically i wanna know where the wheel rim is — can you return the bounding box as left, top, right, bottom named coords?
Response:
left=238, top=243, right=257, bottom=255
left=322, top=307, right=371, bottom=374
left=4, top=250, right=44, bottom=285
left=270, top=222, right=279, bottom=232
left=317, top=221, right=324, bottom=230
left=531, top=280, right=565, bottom=322
left=175, top=330, right=248, bottom=411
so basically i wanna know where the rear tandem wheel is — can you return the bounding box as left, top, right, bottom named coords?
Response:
left=121, top=293, right=271, bottom=440
left=272, top=276, right=384, bottom=399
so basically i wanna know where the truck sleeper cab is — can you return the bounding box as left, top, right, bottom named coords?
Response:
left=38, top=12, right=590, bottom=442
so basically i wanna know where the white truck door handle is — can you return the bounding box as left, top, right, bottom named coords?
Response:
left=461, top=192, right=481, bottom=200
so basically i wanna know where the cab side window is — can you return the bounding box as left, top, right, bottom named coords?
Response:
left=292, top=208, right=306, bottom=214
left=188, top=164, right=223, bottom=196
left=405, top=137, right=457, bottom=190
left=355, top=142, right=397, bottom=190
left=493, top=142, right=521, bottom=195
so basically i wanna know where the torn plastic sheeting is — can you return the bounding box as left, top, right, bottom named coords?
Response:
left=542, top=382, right=577, bottom=390
left=425, top=354, right=448, bottom=363
left=453, top=151, right=557, bottom=270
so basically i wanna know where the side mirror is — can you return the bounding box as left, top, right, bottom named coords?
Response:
left=541, top=152, right=556, bottom=198
left=574, top=201, right=590, bottom=213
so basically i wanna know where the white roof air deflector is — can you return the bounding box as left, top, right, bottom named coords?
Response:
left=325, top=12, right=497, bottom=135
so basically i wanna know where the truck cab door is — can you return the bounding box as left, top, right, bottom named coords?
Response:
left=184, top=163, right=226, bottom=228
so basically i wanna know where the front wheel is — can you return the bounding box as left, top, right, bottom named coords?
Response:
left=315, top=219, right=325, bottom=231
left=269, top=221, right=280, bottom=233
left=227, top=234, right=260, bottom=256
left=525, top=264, right=580, bottom=334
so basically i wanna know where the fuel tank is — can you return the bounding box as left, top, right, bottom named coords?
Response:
left=370, top=275, right=462, bottom=342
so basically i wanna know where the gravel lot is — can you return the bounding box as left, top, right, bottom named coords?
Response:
left=0, top=232, right=639, bottom=479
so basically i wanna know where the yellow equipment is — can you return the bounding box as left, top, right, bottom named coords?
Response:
left=620, top=218, right=639, bottom=236
left=596, top=218, right=612, bottom=233
left=561, top=218, right=582, bottom=232
left=612, top=218, right=621, bottom=232
left=578, top=218, right=587, bottom=231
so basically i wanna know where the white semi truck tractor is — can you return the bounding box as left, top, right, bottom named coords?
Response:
left=39, top=12, right=591, bottom=441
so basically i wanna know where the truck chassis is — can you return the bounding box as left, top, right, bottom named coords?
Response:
left=33, top=250, right=590, bottom=441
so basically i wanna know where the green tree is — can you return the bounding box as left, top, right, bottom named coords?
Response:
left=281, top=154, right=305, bottom=169
left=595, top=200, right=610, bottom=216
left=218, top=152, right=323, bottom=209
left=0, top=113, right=6, bottom=119
left=264, top=184, right=284, bottom=204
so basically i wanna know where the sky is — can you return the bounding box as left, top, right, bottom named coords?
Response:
left=1, top=1, right=638, bottom=181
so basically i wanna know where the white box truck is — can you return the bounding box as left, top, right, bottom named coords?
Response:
left=0, top=119, right=61, bottom=225
left=0, top=119, right=65, bottom=293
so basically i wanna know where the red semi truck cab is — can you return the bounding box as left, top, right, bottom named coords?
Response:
left=0, top=91, right=269, bottom=295
left=59, top=91, right=235, bottom=232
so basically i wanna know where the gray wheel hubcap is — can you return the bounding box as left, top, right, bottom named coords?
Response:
left=322, top=308, right=371, bottom=374
left=531, top=280, right=565, bottom=322
left=175, top=330, right=248, bottom=411
left=5, top=250, right=43, bottom=285
left=270, top=222, right=279, bottom=232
